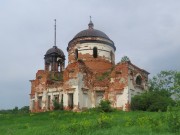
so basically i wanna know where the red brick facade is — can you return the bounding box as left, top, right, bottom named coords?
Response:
left=29, top=20, right=149, bottom=112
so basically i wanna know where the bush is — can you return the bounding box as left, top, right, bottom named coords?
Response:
left=68, top=119, right=95, bottom=134
left=53, top=100, right=63, bottom=110
left=166, top=106, right=180, bottom=133
left=19, top=106, right=29, bottom=113
left=97, top=113, right=112, bottom=128
left=98, top=100, right=113, bottom=112
left=131, top=91, right=175, bottom=112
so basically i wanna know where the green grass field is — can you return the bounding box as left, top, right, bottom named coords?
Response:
left=0, top=110, right=179, bottom=135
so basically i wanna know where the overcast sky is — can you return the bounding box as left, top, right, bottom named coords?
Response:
left=0, top=0, right=180, bottom=109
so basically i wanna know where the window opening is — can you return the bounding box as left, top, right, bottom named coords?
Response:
left=136, top=75, right=142, bottom=85
left=75, top=49, right=78, bottom=60
left=93, top=47, right=98, bottom=58
left=48, top=96, right=50, bottom=109
left=110, top=51, right=113, bottom=62
left=38, top=96, right=42, bottom=109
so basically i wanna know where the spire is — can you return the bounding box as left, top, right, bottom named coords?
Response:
left=54, top=19, right=57, bottom=47
left=88, top=16, right=94, bottom=29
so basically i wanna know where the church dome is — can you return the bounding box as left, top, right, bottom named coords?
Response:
left=73, top=19, right=110, bottom=40
left=45, top=46, right=65, bottom=58
left=73, top=29, right=110, bottom=40
left=68, top=19, right=116, bottom=51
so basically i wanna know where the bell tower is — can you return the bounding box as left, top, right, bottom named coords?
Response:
left=44, top=19, right=65, bottom=72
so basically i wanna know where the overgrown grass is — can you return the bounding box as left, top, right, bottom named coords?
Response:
left=0, top=110, right=179, bottom=135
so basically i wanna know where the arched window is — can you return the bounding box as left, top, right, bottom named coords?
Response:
left=136, top=75, right=142, bottom=85
left=93, top=47, right=98, bottom=58
left=75, top=49, right=78, bottom=60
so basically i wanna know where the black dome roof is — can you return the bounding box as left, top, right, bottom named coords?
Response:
left=45, top=46, right=65, bottom=57
left=68, top=19, right=116, bottom=51
left=73, top=29, right=110, bottom=40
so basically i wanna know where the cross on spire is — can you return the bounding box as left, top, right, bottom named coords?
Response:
left=88, top=16, right=94, bottom=29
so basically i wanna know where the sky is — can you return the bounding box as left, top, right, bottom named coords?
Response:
left=0, top=0, right=180, bottom=109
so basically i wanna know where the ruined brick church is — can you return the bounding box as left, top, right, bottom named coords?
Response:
left=30, top=19, right=149, bottom=112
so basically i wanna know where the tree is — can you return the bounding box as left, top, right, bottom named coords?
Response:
left=12, top=106, right=18, bottom=114
left=173, top=71, right=180, bottom=101
left=19, top=106, right=29, bottom=113
left=149, top=70, right=180, bottom=102
left=121, top=56, right=131, bottom=63
left=131, top=91, right=175, bottom=111
left=131, top=70, right=179, bottom=111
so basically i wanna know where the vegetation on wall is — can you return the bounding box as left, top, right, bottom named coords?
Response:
left=50, top=72, right=63, bottom=81
left=96, top=71, right=111, bottom=81
left=120, top=56, right=131, bottom=63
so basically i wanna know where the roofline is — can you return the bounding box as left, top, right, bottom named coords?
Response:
left=117, top=61, right=150, bottom=75
left=67, top=36, right=116, bottom=51
left=128, top=62, right=150, bottom=74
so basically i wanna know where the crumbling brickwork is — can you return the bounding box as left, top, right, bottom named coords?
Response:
left=30, top=20, right=149, bottom=112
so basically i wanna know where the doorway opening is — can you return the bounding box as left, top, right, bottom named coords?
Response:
left=54, top=95, right=59, bottom=103
left=83, top=93, right=88, bottom=108
left=96, top=91, right=104, bottom=106
left=38, top=96, right=42, bottom=109
left=68, top=93, right=74, bottom=109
